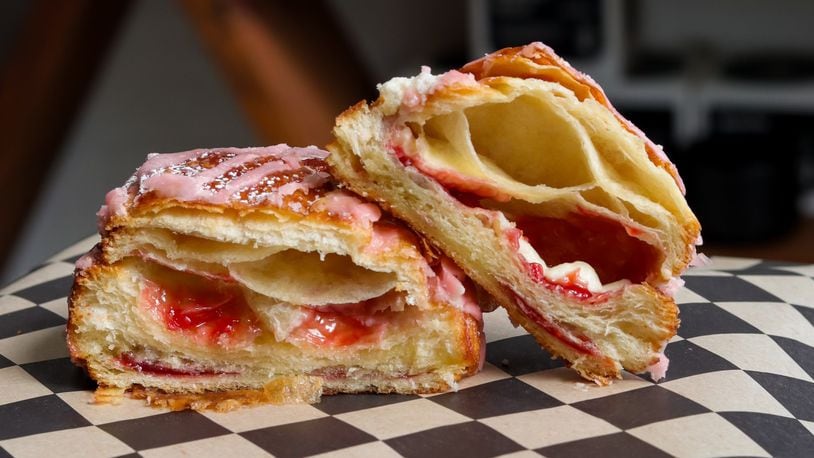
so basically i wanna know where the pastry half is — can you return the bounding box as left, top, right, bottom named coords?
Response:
left=328, top=43, right=701, bottom=384
left=68, top=145, right=485, bottom=410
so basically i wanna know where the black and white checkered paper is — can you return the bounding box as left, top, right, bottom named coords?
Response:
left=1, top=236, right=812, bottom=457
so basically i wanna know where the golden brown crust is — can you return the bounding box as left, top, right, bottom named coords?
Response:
left=66, top=248, right=102, bottom=371
left=100, top=152, right=357, bottom=236
left=125, top=376, right=324, bottom=411
left=459, top=311, right=485, bottom=378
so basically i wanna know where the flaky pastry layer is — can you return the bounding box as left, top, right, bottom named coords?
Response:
left=328, top=44, right=699, bottom=383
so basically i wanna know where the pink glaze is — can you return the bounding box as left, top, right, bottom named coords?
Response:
left=97, top=187, right=130, bottom=230
left=366, top=222, right=414, bottom=254
left=137, top=147, right=313, bottom=203
left=430, top=257, right=482, bottom=321
left=659, top=277, right=685, bottom=297
left=274, top=173, right=328, bottom=199
left=312, top=191, right=382, bottom=225
left=400, top=66, right=477, bottom=110
left=401, top=88, right=423, bottom=109
left=75, top=253, right=95, bottom=271
left=647, top=352, right=670, bottom=382
left=96, top=145, right=333, bottom=228
left=690, top=251, right=711, bottom=268
left=436, top=68, right=478, bottom=87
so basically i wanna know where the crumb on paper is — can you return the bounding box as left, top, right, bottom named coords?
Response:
left=574, top=382, right=589, bottom=392
left=501, top=358, right=510, bottom=366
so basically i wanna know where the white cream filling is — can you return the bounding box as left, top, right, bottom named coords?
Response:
left=494, top=213, right=629, bottom=293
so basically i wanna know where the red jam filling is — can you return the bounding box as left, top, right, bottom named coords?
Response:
left=515, top=213, right=660, bottom=284
left=295, top=310, right=373, bottom=347
left=406, top=155, right=661, bottom=286
left=140, top=272, right=261, bottom=348
left=291, top=296, right=398, bottom=347
left=391, top=144, right=412, bottom=166
left=117, top=353, right=235, bottom=377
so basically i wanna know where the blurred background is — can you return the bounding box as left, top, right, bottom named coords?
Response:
left=1, top=0, right=813, bottom=284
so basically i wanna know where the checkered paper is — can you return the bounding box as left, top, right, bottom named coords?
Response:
left=1, top=236, right=813, bottom=457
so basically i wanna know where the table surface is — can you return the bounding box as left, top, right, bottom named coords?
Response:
left=0, top=236, right=813, bottom=457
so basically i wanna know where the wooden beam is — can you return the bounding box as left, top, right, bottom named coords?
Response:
left=0, top=0, right=132, bottom=271
left=180, top=0, right=373, bottom=147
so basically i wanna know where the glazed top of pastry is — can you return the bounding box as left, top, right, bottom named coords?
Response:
left=98, top=145, right=380, bottom=228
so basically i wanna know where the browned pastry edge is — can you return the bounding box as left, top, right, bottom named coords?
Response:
left=92, top=370, right=461, bottom=412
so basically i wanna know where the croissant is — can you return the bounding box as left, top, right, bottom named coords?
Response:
left=68, top=145, right=484, bottom=410
left=328, top=43, right=701, bottom=384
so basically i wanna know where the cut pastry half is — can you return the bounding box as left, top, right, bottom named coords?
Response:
left=328, top=42, right=702, bottom=384
left=68, top=145, right=485, bottom=410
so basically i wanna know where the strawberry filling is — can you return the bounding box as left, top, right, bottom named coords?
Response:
left=452, top=190, right=658, bottom=298
left=139, top=273, right=261, bottom=348
left=515, top=213, right=660, bottom=285
left=290, top=298, right=395, bottom=347
left=117, top=353, right=236, bottom=377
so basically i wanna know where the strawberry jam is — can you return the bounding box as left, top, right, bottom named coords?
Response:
left=295, top=310, right=373, bottom=347
left=140, top=268, right=261, bottom=348
left=515, top=213, right=660, bottom=284
left=117, top=353, right=235, bottom=377
left=290, top=295, right=400, bottom=347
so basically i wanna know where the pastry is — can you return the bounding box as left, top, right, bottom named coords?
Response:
left=328, top=42, right=701, bottom=384
left=68, top=145, right=485, bottom=410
